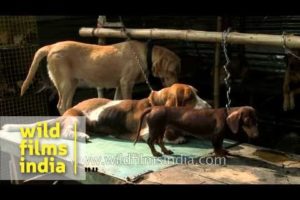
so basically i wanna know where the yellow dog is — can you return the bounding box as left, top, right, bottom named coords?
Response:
left=21, top=40, right=181, bottom=114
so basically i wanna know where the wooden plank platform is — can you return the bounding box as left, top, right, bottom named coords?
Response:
left=137, top=144, right=300, bottom=184
left=77, top=143, right=300, bottom=184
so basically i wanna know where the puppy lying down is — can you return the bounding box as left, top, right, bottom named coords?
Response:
left=2, top=84, right=212, bottom=144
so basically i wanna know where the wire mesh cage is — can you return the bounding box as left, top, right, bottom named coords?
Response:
left=0, top=16, right=49, bottom=116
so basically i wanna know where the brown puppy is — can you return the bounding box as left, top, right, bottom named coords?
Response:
left=20, top=40, right=181, bottom=114
left=135, top=106, right=258, bottom=157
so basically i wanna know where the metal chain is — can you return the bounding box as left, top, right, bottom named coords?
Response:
left=128, top=41, right=154, bottom=91
left=119, top=16, right=153, bottom=92
left=222, top=28, right=232, bottom=110
left=282, top=32, right=300, bottom=61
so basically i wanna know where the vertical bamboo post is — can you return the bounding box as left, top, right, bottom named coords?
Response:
left=96, top=16, right=106, bottom=98
left=97, top=16, right=107, bottom=45
left=213, top=16, right=222, bottom=108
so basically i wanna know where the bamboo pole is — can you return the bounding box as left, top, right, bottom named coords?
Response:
left=97, top=16, right=107, bottom=45
left=79, top=27, right=300, bottom=48
left=213, top=17, right=222, bottom=108
left=96, top=16, right=106, bottom=98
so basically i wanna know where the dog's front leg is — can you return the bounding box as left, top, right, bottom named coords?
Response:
left=158, top=138, right=173, bottom=155
left=97, top=88, right=104, bottom=98
left=114, top=86, right=123, bottom=100
left=120, top=80, right=134, bottom=99
left=212, top=134, right=228, bottom=157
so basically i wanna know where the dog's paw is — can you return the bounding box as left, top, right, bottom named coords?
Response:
left=214, top=149, right=229, bottom=157
left=163, top=149, right=174, bottom=155
left=77, top=131, right=90, bottom=142
left=61, top=127, right=90, bottom=142
left=152, top=151, right=163, bottom=157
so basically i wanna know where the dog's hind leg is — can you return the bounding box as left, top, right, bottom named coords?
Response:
left=65, top=79, right=78, bottom=109
left=59, top=79, right=78, bottom=114
left=158, top=138, right=173, bottom=155
left=48, top=62, right=75, bottom=115
left=47, top=64, right=65, bottom=115
left=147, top=136, right=162, bottom=157
left=55, top=84, right=67, bottom=115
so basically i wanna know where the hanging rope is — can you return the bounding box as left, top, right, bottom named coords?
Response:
left=222, top=28, right=232, bottom=110
left=119, top=16, right=153, bottom=92
left=282, top=32, right=300, bottom=61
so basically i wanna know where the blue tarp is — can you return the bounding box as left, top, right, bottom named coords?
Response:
left=84, top=136, right=236, bottom=181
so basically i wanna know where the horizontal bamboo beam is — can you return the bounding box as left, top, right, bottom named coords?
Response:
left=79, top=27, right=300, bottom=48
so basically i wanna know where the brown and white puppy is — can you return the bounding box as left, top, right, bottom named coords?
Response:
left=148, top=83, right=209, bottom=109
left=4, top=84, right=211, bottom=143
left=20, top=40, right=181, bottom=114
left=147, top=83, right=211, bottom=143
left=62, top=83, right=211, bottom=143
left=135, top=106, right=258, bottom=157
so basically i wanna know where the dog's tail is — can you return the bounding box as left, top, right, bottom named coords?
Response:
left=134, top=107, right=152, bottom=145
left=21, top=45, right=51, bottom=96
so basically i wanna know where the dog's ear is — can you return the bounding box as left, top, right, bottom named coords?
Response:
left=226, top=111, right=241, bottom=134
left=152, top=46, right=175, bottom=78
left=181, top=89, right=193, bottom=106
left=152, top=59, right=164, bottom=77
left=165, top=95, right=177, bottom=107
left=189, top=86, right=198, bottom=93
left=152, top=47, right=163, bottom=77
